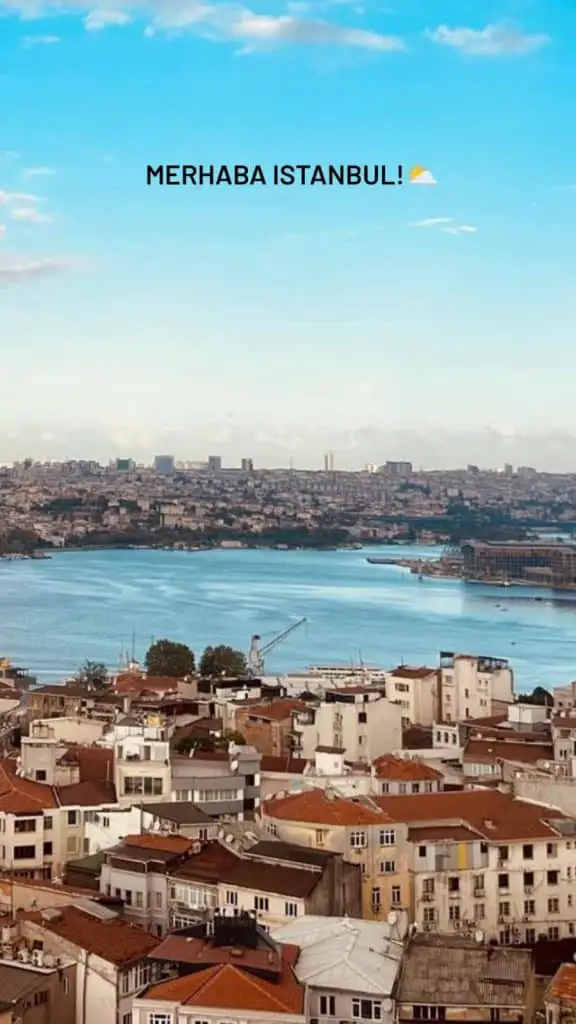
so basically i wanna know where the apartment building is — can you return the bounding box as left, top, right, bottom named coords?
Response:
left=438, top=653, right=514, bottom=722
left=0, top=942, right=76, bottom=1024
left=293, top=690, right=403, bottom=763
left=20, top=900, right=160, bottom=1024
left=463, top=737, right=554, bottom=782
left=133, top=913, right=305, bottom=1024
left=372, top=756, right=444, bottom=796
left=234, top=699, right=307, bottom=757
left=545, top=963, right=576, bottom=1024
left=171, top=745, right=261, bottom=819
left=273, top=914, right=407, bottom=1024
left=385, top=667, right=438, bottom=726
left=396, top=933, right=535, bottom=1024
left=113, top=730, right=171, bottom=807
left=260, top=788, right=410, bottom=921
left=375, top=789, right=576, bottom=943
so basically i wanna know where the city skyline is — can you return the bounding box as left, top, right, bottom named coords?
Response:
left=2, top=0, right=576, bottom=461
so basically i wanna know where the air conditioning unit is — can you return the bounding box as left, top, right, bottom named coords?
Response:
left=17, top=950, right=29, bottom=963
left=31, top=950, right=44, bottom=967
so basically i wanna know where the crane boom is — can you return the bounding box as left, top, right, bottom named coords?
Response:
left=247, top=617, right=307, bottom=677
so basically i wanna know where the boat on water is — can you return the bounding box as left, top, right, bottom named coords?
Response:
left=366, top=557, right=398, bottom=565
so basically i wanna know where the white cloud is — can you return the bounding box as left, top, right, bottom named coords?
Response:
left=442, top=223, right=478, bottom=235
left=23, top=167, right=55, bottom=178
left=22, top=34, right=60, bottom=47
left=410, top=169, right=436, bottom=185
left=11, top=207, right=53, bottom=224
left=225, top=12, right=403, bottom=48
left=0, top=255, right=74, bottom=284
left=84, top=10, right=131, bottom=29
left=411, top=217, right=453, bottom=227
left=0, top=190, right=41, bottom=204
left=426, top=23, right=550, bottom=56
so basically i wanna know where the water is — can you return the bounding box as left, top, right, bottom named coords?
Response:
left=1, top=545, right=575, bottom=690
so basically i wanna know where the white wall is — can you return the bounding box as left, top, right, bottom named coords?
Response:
left=85, top=805, right=145, bottom=854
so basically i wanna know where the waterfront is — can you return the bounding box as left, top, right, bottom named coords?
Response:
left=1, top=545, right=576, bottom=689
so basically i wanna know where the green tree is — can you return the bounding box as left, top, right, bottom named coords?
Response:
left=199, top=644, right=247, bottom=678
left=77, top=660, right=109, bottom=691
left=145, top=639, right=195, bottom=678
left=175, top=729, right=246, bottom=755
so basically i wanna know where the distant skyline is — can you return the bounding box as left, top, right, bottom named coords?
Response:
left=2, top=0, right=576, bottom=460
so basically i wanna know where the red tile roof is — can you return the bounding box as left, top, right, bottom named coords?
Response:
left=0, top=759, right=57, bottom=814
left=144, top=958, right=304, bottom=1014
left=57, top=780, right=117, bottom=807
left=373, top=755, right=443, bottom=781
left=27, top=905, right=158, bottom=965
left=114, top=673, right=181, bottom=694
left=263, top=789, right=393, bottom=826
left=547, top=963, right=576, bottom=1003
left=61, top=746, right=114, bottom=783
left=123, top=834, right=194, bottom=854
left=389, top=666, right=436, bottom=679
left=238, top=699, right=307, bottom=722
left=260, top=755, right=308, bottom=774
left=375, top=789, right=569, bottom=841
left=463, top=740, right=553, bottom=766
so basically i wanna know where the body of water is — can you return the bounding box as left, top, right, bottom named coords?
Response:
left=1, top=545, right=575, bottom=690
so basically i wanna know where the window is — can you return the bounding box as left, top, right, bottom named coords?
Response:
left=14, top=845, right=36, bottom=860
left=498, top=873, right=509, bottom=890
left=43, top=842, right=53, bottom=856
left=448, top=905, right=460, bottom=922
left=124, top=777, right=163, bottom=796
left=155, top=892, right=162, bottom=908
left=285, top=901, right=298, bottom=917
left=548, top=926, right=560, bottom=940
left=122, top=1016, right=132, bottom=1024
left=423, top=878, right=435, bottom=895
left=547, top=843, right=558, bottom=857
left=473, top=874, right=484, bottom=893
left=358, top=712, right=367, bottom=724
left=391, top=886, right=401, bottom=905
left=320, top=996, right=336, bottom=1016
left=125, top=890, right=133, bottom=906
left=413, top=1009, right=445, bottom=1021
left=411, top=783, right=420, bottom=794
left=379, top=829, right=395, bottom=846
left=371, top=887, right=381, bottom=910
left=499, top=902, right=510, bottom=917
left=523, top=844, right=534, bottom=860
left=149, top=1016, right=172, bottom=1024
left=67, top=810, right=78, bottom=826
left=418, top=846, right=427, bottom=858
left=136, top=892, right=143, bottom=908
left=548, top=898, right=560, bottom=914
left=423, top=907, right=436, bottom=925
left=524, top=872, right=534, bottom=888
left=254, top=896, right=269, bottom=911
left=350, top=831, right=367, bottom=848
left=34, top=992, right=48, bottom=1006
left=352, top=999, right=382, bottom=1020
left=497, top=845, right=509, bottom=862
left=15, top=819, right=36, bottom=833
left=43, top=816, right=52, bottom=830
left=35, top=770, right=47, bottom=781
left=398, top=783, right=407, bottom=795
left=424, top=782, right=433, bottom=793
left=474, top=904, right=485, bottom=920
left=66, top=836, right=79, bottom=854
left=448, top=877, right=460, bottom=893
left=525, top=928, right=536, bottom=943
left=524, top=901, right=535, bottom=916
left=548, top=870, right=559, bottom=886
left=381, top=783, right=389, bottom=794
left=226, top=890, right=238, bottom=906
left=380, top=860, right=396, bottom=874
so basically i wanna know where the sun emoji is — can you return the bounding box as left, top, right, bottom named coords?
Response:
left=409, top=166, right=437, bottom=185
left=409, top=165, right=425, bottom=181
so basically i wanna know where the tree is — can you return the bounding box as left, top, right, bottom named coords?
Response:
left=145, top=639, right=195, bottom=677
left=175, top=729, right=246, bottom=755
left=199, top=644, right=247, bottom=678
left=76, top=659, right=109, bottom=691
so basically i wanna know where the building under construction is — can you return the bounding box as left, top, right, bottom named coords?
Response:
left=461, top=540, right=576, bottom=588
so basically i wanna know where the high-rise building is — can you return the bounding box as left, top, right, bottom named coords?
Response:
left=241, top=458, right=254, bottom=472
left=208, top=455, right=222, bottom=471
left=323, top=452, right=335, bottom=472
left=154, top=454, right=175, bottom=474
left=115, top=458, right=134, bottom=471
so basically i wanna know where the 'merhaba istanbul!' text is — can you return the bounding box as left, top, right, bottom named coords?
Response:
left=146, top=164, right=404, bottom=187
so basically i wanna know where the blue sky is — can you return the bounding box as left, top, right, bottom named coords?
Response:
left=1, top=0, right=576, bottom=468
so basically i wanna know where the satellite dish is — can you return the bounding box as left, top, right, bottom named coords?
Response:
left=387, top=911, right=398, bottom=926
left=475, top=930, right=485, bottom=944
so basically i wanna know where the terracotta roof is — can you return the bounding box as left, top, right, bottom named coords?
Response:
left=463, top=740, right=553, bottom=766
left=144, top=958, right=304, bottom=1014
left=260, top=755, right=308, bottom=774
left=172, top=842, right=239, bottom=883
left=373, top=755, right=443, bottom=782
left=122, top=834, right=195, bottom=854
left=61, top=746, right=114, bottom=783
left=375, top=790, right=569, bottom=841
left=263, top=789, right=393, bottom=827
left=27, top=905, right=158, bottom=965
left=547, top=964, right=576, bottom=1003
left=114, top=673, right=181, bottom=695
left=237, top=699, right=307, bottom=722
left=57, top=780, right=117, bottom=807
left=552, top=715, right=576, bottom=728
left=389, top=666, right=435, bottom=679
left=0, top=759, right=57, bottom=814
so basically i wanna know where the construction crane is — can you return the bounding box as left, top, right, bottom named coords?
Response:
left=247, top=618, right=307, bottom=677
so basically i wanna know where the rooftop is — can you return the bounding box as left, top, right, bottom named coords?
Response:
left=264, top=789, right=393, bottom=827
left=547, top=963, right=576, bottom=1004
left=27, top=903, right=158, bottom=965
left=397, top=935, right=533, bottom=1007
left=141, top=802, right=214, bottom=824
left=389, top=666, right=436, bottom=679
left=463, top=739, right=553, bottom=766
left=142, top=959, right=304, bottom=1014
left=0, top=759, right=57, bottom=814
left=373, top=755, right=443, bottom=782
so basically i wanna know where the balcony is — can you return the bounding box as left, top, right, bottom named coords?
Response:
left=420, top=893, right=435, bottom=902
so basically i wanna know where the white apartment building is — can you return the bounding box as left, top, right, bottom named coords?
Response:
left=438, top=652, right=514, bottom=722
left=114, top=731, right=172, bottom=806
left=293, top=689, right=403, bottom=763
left=384, top=666, right=438, bottom=726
